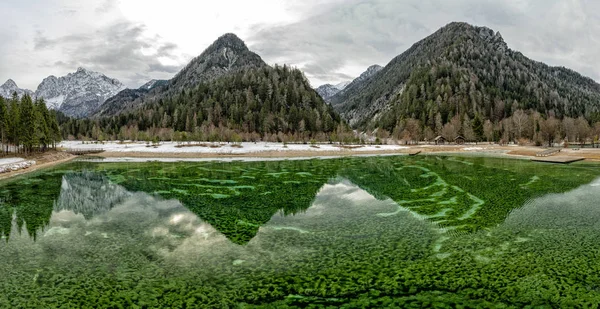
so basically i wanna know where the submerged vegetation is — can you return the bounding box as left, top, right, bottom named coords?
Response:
left=1, top=156, right=600, bottom=307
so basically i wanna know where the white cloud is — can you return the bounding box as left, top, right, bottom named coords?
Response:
left=1, top=0, right=600, bottom=91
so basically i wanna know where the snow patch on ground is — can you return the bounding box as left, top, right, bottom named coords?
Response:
left=83, top=153, right=408, bottom=163
left=0, top=158, right=25, bottom=166
left=0, top=160, right=35, bottom=173
left=463, top=147, right=484, bottom=151
left=59, top=141, right=409, bottom=154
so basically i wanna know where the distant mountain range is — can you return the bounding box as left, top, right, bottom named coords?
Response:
left=8, top=21, right=600, bottom=140
left=315, top=66, right=382, bottom=102
left=0, top=79, right=34, bottom=99
left=36, top=68, right=125, bottom=118
left=1, top=68, right=126, bottom=118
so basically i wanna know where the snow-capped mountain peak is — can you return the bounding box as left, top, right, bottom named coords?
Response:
left=35, top=68, right=125, bottom=118
left=3, top=79, right=17, bottom=88
left=0, top=79, right=34, bottom=99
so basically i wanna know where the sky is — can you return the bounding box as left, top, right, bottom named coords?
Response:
left=1, top=0, right=599, bottom=90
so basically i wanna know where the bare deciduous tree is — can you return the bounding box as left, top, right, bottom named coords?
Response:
left=483, top=120, right=494, bottom=143
left=540, top=116, right=560, bottom=146
left=511, top=109, right=529, bottom=139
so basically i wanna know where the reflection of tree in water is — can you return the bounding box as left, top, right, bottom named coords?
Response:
left=0, top=172, right=62, bottom=241
left=0, top=171, right=130, bottom=241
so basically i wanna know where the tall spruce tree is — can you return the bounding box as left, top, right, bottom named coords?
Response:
left=0, top=97, right=7, bottom=154
left=7, top=94, right=20, bottom=153
left=20, top=94, right=36, bottom=154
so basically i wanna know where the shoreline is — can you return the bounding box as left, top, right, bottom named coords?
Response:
left=0, top=152, right=76, bottom=181
left=1, top=144, right=600, bottom=181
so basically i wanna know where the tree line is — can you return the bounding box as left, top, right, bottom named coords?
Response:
left=0, top=93, right=61, bottom=155
left=60, top=65, right=349, bottom=143
left=382, top=109, right=600, bottom=147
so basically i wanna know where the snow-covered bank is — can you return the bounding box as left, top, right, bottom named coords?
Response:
left=0, top=158, right=26, bottom=166
left=0, top=159, right=36, bottom=173
left=81, top=153, right=408, bottom=163
left=59, top=141, right=409, bottom=154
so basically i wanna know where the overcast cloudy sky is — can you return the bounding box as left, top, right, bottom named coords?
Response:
left=1, top=0, right=599, bottom=90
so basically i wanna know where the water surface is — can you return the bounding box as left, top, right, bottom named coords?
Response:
left=1, top=156, right=600, bottom=308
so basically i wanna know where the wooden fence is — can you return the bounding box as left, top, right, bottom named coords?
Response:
left=64, top=149, right=105, bottom=155
left=535, top=148, right=561, bottom=157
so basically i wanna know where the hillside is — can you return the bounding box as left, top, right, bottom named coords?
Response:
left=315, top=84, right=342, bottom=102
left=92, top=80, right=167, bottom=117
left=316, top=67, right=380, bottom=102
left=93, top=33, right=267, bottom=118
left=63, top=35, right=342, bottom=141
left=332, top=22, right=600, bottom=131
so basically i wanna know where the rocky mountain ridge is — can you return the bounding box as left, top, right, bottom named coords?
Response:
left=35, top=67, right=125, bottom=118
left=316, top=65, right=382, bottom=102
left=0, top=79, right=34, bottom=99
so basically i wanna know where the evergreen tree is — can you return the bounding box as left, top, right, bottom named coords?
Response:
left=20, top=95, right=36, bottom=154
left=0, top=97, right=7, bottom=154
left=7, top=95, right=20, bottom=152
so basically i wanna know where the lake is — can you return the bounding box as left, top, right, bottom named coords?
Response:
left=1, top=155, right=600, bottom=308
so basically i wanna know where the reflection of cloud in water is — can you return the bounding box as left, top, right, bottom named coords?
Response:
left=503, top=177, right=600, bottom=231
left=264, top=179, right=440, bottom=234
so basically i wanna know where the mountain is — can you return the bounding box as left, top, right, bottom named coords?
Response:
left=139, top=79, right=168, bottom=90
left=63, top=34, right=342, bottom=140
left=331, top=22, right=600, bottom=129
left=167, top=33, right=266, bottom=94
left=35, top=67, right=125, bottom=118
left=315, top=71, right=377, bottom=102
left=0, top=79, right=34, bottom=99
left=93, top=33, right=267, bottom=118
left=92, top=79, right=167, bottom=117
left=334, top=81, right=351, bottom=90
left=327, top=65, right=382, bottom=105
left=315, top=84, right=342, bottom=102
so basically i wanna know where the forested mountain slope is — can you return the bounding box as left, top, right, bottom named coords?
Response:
left=332, top=22, right=600, bottom=132
left=62, top=35, right=342, bottom=141
left=93, top=34, right=267, bottom=118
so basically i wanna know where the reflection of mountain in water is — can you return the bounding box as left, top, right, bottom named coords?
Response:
left=55, top=172, right=131, bottom=219
left=104, top=160, right=342, bottom=245
left=1, top=157, right=598, bottom=244
left=339, top=157, right=599, bottom=233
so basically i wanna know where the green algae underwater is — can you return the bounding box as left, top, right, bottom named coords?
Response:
left=1, top=155, right=600, bottom=308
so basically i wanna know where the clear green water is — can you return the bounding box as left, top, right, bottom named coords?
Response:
left=1, top=156, right=600, bottom=308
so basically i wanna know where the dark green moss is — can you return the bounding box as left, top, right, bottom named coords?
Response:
left=0, top=156, right=599, bottom=308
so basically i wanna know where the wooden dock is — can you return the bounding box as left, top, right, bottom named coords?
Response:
left=531, top=156, right=585, bottom=164
left=535, top=148, right=561, bottom=157
left=64, top=148, right=105, bottom=155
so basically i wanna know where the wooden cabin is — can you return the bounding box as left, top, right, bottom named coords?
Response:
left=454, top=136, right=466, bottom=145
left=434, top=136, right=446, bottom=145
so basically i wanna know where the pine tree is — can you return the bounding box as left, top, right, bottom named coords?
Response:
left=7, top=95, right=20, bottom=153
left=0, top=97, right=7, bottom=154
left=20, top=94, right=36, bottom=154
left=34, top=99, right=50, bottom=151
